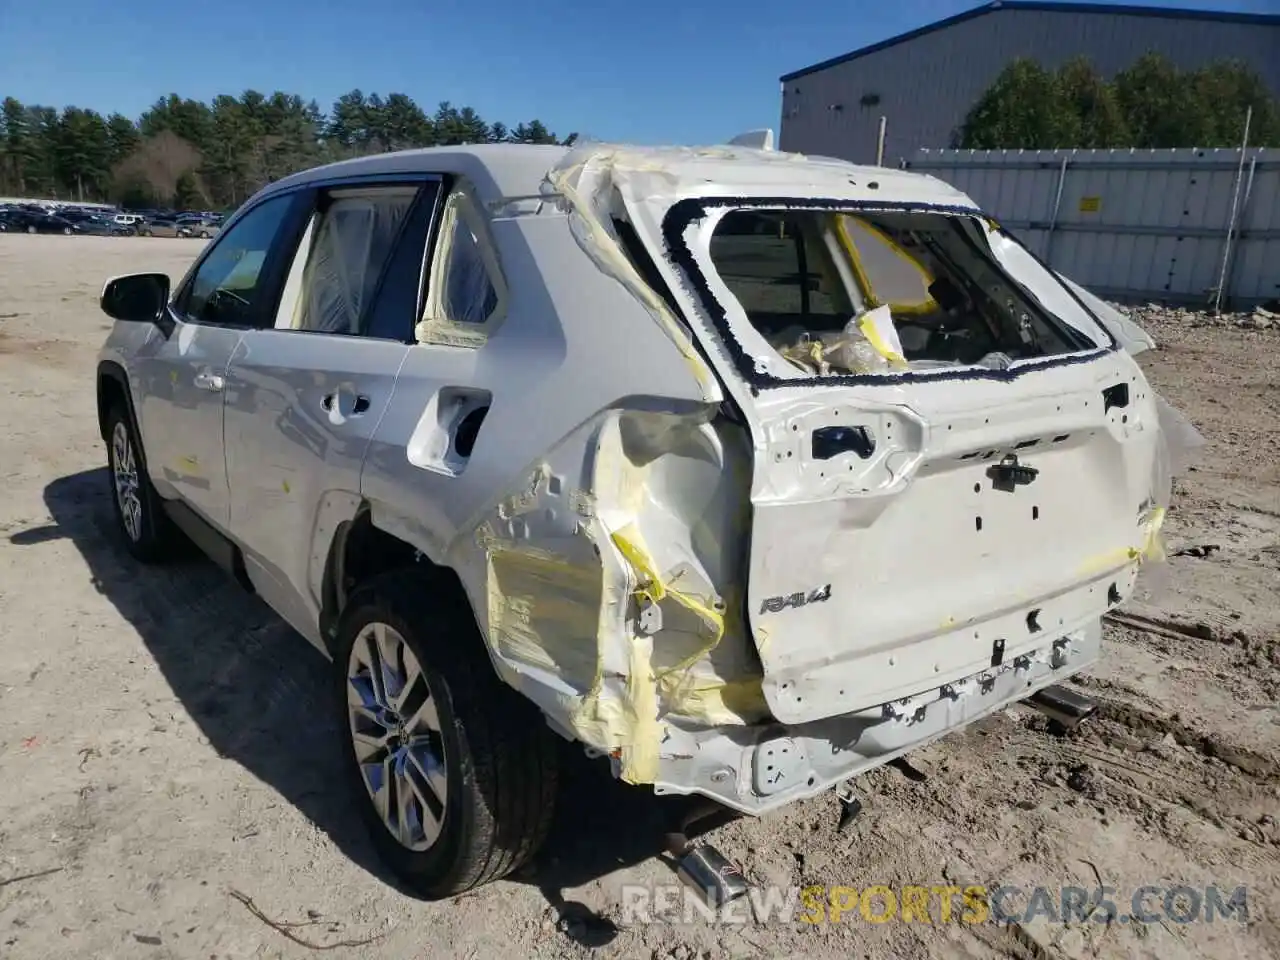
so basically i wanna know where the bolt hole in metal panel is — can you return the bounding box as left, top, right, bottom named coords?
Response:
left=753, top=737, right=809, bottom=795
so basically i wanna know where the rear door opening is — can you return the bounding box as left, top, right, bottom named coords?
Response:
left=706, top=206, right=1102, bottom=378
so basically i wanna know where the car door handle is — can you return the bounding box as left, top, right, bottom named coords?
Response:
left=322, top=392, right=370, bottom=415
left=193, top=371, right=225, bottom=392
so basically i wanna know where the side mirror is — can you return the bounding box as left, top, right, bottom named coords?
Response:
left=101, top=273, right=170, bottom=324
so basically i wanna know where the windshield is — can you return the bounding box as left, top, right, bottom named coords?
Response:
left=705, top=207, right=1102, bottom=377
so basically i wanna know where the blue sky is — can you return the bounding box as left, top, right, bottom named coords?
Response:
left=0, top=0, right=1271, bottom=144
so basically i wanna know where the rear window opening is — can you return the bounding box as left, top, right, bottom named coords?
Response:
left=706, top=208, right=1099, bottom=377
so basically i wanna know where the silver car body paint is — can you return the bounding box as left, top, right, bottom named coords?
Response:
left=98, top=142, right=1199, bottom=815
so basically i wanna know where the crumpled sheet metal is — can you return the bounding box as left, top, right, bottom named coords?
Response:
left=1144, top=395, right=1207, bottom=563
left=1138, top=394, right=1208, bottom=594
left=476, top=442, right=765, bottom=785
left=1076, top=392, right=1206, bottom=585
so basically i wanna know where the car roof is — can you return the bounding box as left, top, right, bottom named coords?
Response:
left=261, top=144, right=570, bottom=206
left=255, top=142, right=974, bottom=210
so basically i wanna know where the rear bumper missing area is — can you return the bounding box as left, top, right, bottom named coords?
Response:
left=649, top=617, right=1101, bottom=815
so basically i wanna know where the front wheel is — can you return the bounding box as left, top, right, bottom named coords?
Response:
left=27, top=225, right=36, bottom=235
left=62, top=226, right=72, bottom=236
left=104, top=405, right=181, bottom=562
left=335, top=570, right=558, bottom=898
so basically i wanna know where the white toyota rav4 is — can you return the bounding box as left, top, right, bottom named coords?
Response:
left=96, top=139, right=1188, bottom=897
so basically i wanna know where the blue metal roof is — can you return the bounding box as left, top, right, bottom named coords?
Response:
left=779, top=1, right=1280, bottom=83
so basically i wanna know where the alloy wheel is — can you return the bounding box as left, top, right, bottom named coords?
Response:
left=110, top=420, right=143, bottom=542
left=346, top=622, right=448, bottom=852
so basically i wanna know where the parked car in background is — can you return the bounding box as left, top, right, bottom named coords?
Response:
left=184, top=219, right=221, bottom=239
left=2, top=209, right=82, bottom=234
left=114, top=213, right=144, bottom=229
left=76, top=217, right=133, bottom=237
left=138, top=219, right=185, bottom=238
left=59, top=210, right=127, bottom=234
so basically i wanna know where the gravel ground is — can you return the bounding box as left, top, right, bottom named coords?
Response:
left=0, top=234, right=1276, bottom=960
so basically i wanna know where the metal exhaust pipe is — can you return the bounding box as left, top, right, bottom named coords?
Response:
left=665, top=801, right=750, bottom=908
left=1026, top=684, right=1097, bottom=730
left=674, top=843, right=750, bottom=907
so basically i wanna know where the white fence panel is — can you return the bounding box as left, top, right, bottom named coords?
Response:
left=903, top=148, right=1280, bottom=307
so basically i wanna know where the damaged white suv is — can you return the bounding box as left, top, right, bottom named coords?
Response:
left=96, top=139, right=1187, bottom=897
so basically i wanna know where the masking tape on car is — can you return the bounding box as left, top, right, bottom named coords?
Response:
left=659, top=676, right=769, bottom=726
left=1075, top=507, right=1168, bottom=577
left=1140, top=506, right=1167, bottom=564
left=485, top=545, right=603, bottom=692
left=480, top=523, right=658, bottom=782
left=857, top=312, right=909, bottom=369
left=610, top=522, right=765, bottom=726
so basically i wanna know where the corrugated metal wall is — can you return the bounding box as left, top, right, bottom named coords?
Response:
left=779, top=8, right=1280, bottom=166
left=903, top=147, right=1279, bottom=307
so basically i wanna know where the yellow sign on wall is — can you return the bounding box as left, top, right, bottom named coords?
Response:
left=1079, top=196, right=1102, bottom=213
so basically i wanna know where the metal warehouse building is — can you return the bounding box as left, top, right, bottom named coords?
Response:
left=778, top=1, right=1280, bottom=165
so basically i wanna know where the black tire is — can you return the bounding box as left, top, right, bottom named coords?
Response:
left=27, top=225, right=36, bottom=235
left=104, top=403, right=181, bottom=563
left=334, top=570, right=558, bottom=898
left=199, top=230, right=210, bottom=239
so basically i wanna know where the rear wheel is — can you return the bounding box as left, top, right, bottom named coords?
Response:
left=335, top=570, right=558, bottom=898
left=62, top=226, right=72, bottom=236
left=104, top=404, right=181, bottom=563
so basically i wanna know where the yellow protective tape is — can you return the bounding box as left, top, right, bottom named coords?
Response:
left=610, top=525, right=666, bottom=605
left=656, top=590, right=725, bottom=680
left=1141, top=506, right=1167, bottom=564
left=485, top=545, right=603, bottom=692
left=835, top=216, right=879, bottom=308
left=857, top=313, right=909, bottom=369
left=835, top=215, right=937, bottom=317
left=620, top=635, right=659, bottom=783
left=603, top=521, right=766, bottom=771
left=481, top=448, right=769, bottom=784
left=854, top=217, right=939, bottom=316
left=658, top=675, right=769, bottom=726
left=1075, top=507, right=1169, bottom=576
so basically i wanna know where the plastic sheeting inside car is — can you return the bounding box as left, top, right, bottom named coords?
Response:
left=297, top=189, right=415, bottom=334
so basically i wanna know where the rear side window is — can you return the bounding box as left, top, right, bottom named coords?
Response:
left=279, top=186, right=418, bottom=336
left=417, top=183, right=506, bottom=346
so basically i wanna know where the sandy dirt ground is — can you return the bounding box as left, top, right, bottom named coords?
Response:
left=0, top=234, right=1276, bottom=960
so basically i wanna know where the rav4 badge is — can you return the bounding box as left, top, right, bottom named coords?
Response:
left=759, top=584, right=833, bottom=615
